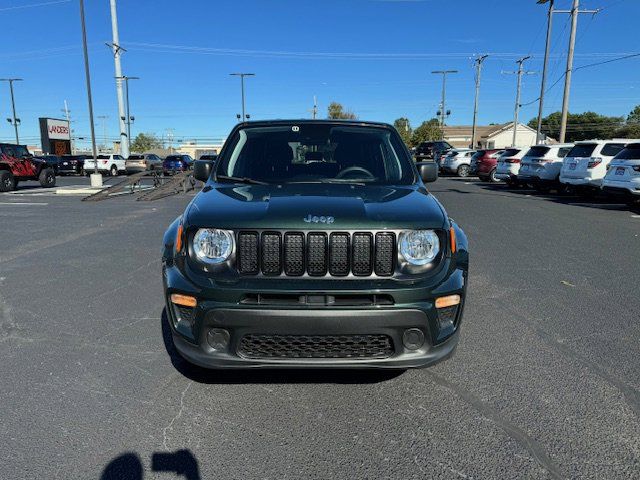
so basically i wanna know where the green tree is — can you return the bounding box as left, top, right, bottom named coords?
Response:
left=529, top=111, right=624, bottom=142
left=327, top=102, right=357, bottom=120
left=615, top=105, right=640, bottom=137
left=626, top=105, right=640, bottom=124
left=393, top=117, right=412, bottom=146
left=130, top=133, right=162, bottom=153
left=410, top=119, right=442, bottom=147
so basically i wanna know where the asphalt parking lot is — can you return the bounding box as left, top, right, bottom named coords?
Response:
left=1, top=176, right=638, bottom=479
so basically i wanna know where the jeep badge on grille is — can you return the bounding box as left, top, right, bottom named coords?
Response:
left=304, top=215, right=335, bottom=224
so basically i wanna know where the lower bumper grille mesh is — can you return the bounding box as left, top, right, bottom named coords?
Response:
left=238, top=334, right=393, bottom=359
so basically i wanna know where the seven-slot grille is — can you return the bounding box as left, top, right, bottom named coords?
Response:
left=237, top=231, right=396, bottom=277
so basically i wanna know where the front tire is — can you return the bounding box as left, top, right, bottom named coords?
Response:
left=0, top=170, right=16, bottom=192
left=110, top=164, right=118, bottom=176
left=457, top=164, right=470, bottom=177
left=39, top=168, right=56, bottom=188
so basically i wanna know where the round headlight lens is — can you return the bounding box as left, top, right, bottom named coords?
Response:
left=399, top=230, right=440, bottom=265
left=193, top=228, right=234, bottom=264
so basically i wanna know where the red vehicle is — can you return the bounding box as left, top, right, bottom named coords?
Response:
left=0, top=143, right=56, bottom=192
left=470, top=149, right=505, bottom=182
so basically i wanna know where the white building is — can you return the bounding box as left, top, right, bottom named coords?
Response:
left=443, top=122, right=554, bottom=149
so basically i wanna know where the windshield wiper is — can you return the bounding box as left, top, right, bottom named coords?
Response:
left=319, top=179, right=368, bottom=186
left=215, top=175, right=269, bottom=185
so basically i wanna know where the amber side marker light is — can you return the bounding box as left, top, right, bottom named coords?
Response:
left=435, top=294, right=461, bottom=309
left=171, top=293, right=197, bottom=308
left=175, top=224, right=184, bottom=252
left=450, top=226, right=457, bottom=254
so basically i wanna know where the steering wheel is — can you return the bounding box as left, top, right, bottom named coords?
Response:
left=335, top=166, right=375, bottom=180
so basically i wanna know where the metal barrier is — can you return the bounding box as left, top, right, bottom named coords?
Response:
left=82, top=171, right=197, bottom=202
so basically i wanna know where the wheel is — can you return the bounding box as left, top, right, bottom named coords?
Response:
left=488, top=168, right=499, bottom=183
left=39, top=168, right=56, bottom=188
left=0, top=170, right=16, bottom=192
left=457, top=164, right=470, bottom=177
left=110, top=164, right=118, bottom=176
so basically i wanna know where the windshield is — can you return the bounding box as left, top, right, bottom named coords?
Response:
left=613, top=144, right=640, bottom=160
left=567, top=144, right=597, bottom=158
left=215, top=124, right=415, bottom=185
left=501, top=148, right=520, bottom=157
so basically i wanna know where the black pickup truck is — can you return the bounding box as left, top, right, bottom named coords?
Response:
left=162, top=120, right=468, bottom=369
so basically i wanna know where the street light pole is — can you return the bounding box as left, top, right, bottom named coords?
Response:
left=1, top=78, right=23, bottom=144
left=78, top=0, right=100, bottom=185
left=432, top=70, right=458, bottom=138
left=116, top=75, right=139, bottom=152
left=230, top=73, right=255, bottom=121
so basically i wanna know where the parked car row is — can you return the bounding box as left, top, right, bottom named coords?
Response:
left=34, top=152, right=197, bottom=177
left=440, top=139, right=640, bottom=207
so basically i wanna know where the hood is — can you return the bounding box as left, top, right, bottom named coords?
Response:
left=185, top=183, right=447, bottom=230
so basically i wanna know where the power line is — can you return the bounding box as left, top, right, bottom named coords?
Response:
left=521, top=51, right=640, bottom=107
left=0, top=0, right=70, bottom=12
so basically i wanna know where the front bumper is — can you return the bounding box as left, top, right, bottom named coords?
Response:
left=163, top=264, right=467, bottom=369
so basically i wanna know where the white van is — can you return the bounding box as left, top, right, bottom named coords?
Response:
left=559, top=140, right=638, bottom=193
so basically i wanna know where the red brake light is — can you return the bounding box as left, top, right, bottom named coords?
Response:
left=633, top=166, right=640, bottom=172
left=505, top=158, right=521, bottom=164
left=587, top=158, right=602, bottom=168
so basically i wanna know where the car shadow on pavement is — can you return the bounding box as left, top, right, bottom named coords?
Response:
left=101, top=450, right=200, bottom=480
left=161, top=309, right=404, bottom=385
left=477, top=182, right=636, bottom=212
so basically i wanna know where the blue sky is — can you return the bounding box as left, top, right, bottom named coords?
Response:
left=1, top=0, right=639, bottom=148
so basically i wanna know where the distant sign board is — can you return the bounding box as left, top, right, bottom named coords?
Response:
left=39, top=117, right=71, bottom=155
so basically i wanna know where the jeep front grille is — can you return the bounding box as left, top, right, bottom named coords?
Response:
left=238, top=334, right=394, bottom=359
left=237, top=231, right=396, bottom=277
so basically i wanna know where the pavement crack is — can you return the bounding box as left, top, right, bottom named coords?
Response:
left=426, top=372, right=565, bottom=480
left=162, top=380, right=193, bottom=450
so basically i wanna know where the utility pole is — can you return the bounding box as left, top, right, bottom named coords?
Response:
left=230, top=73, right=255, bottom=122
left=470, top=55, right=488, bottom=149
left=503, top=57, right=536, bottom=147
left=116, top=76, right=139, bottom=150
left=431, top=70, right=457, bottom=138
left=535, top=0, right=554, bottom=144
left=108, top=0, right=128, bottom=157
left=554, top=0, right=600, bottom=142
left=1, top=78, right=23, bottom=144
left=78, top=0, right=100, bottom=186
left=311, top=95, right=318, bottom=119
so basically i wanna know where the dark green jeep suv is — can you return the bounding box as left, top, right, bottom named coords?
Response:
left=162, top=120, right=468, bottom=369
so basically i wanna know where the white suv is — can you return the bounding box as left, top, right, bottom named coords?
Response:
left=559, top=140, right=636, bottom=193
left=601, top=142, right=640, bottom=206
left=516, top=144, right=574, bottom=189
left=84, top=154, right=126, bottom=176
left=494, top=148, right=527, bottom=185
left=441, top=149, right=475, bottom=177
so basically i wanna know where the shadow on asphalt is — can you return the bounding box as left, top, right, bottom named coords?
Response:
left=161, top=309, right=404, bottom=385
left=475, top=180, right=639, bottom=212
left=101, top=450, right=200, bottom=480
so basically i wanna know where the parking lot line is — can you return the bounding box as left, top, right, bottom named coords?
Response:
left=0, top=202, right=49, bottom=206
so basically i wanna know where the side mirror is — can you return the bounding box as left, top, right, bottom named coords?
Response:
left=193, top=160, right=214, bottom=182
left=416, top=161, right=438, bottom=183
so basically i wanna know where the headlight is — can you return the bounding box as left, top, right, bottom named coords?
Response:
left=399, top=230, right=440, bottom=265
left=192, top=228, right=234, bottom=264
